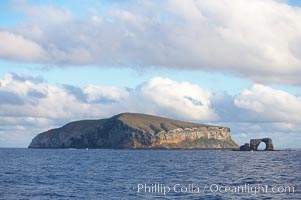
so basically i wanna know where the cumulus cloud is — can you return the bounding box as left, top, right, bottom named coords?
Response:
left=84, top=85, right=129, bottom=104
left=1, top=0, right=301, bottom=84
left=0, top=91, right=24, bottom=105
left=0, top=31, right=46, bottom=61
left=124, top=77, right=218, bottom=121
left=234, top=84, right=301, bottom=122
left=0, top=73, right=217, bottom=121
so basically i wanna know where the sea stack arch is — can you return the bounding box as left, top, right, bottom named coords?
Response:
left=250, top=138, right=274, bottom=151
left=239, top=138, right=274, bottom=151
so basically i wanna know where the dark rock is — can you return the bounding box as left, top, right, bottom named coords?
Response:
left=239, top=143, right=250, bottom=151
left=28, top=113, right=239, bottom=149
left=250, top=138, right=274, bottom=151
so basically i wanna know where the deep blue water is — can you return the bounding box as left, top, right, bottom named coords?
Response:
left=0, top=149, right=300, bottom=200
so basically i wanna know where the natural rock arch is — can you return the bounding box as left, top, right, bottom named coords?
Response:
left=250, top=138, right=274, bottom=151
left=239, top=138, right=274, bottom=151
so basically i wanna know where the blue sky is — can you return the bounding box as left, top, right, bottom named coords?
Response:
left=288, top=0, right=301, bottom=6
left=0, top=0, right=301, bottom=148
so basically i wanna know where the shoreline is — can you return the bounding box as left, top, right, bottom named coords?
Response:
left=0, top=147, right=298, bottom=151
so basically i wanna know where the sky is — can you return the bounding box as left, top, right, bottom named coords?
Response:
left=0, top=0, right=301, bottom=148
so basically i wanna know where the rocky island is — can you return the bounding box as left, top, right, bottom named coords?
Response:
left=239, top=138, right=274, bottom=151
left=29, top=113, right=238, bottom=149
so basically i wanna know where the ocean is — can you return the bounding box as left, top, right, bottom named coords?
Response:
left=0, top=149, right=300, bottom=200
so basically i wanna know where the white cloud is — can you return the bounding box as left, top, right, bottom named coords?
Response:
left=1, top=0, right=301, bottom=84
left=0, top=31, right=46, bottom=61
left=234, top=84, right=301, bottom=122
left=124, top=77, right=218, bottom=121
left=84, top=85, right=129, bottom=103
left=0, top=74, right=217, bottom=121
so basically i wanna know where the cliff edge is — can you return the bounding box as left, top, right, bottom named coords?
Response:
left=28, top=113, right=238, bottom=149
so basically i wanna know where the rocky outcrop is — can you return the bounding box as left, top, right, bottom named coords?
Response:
left=239, top=138, right=274, bottom=151
left=250, top=138, right=274, bottom=151
left=29, top=113, right=238, bottom=149
left=239, top=143, right=250, bottom=151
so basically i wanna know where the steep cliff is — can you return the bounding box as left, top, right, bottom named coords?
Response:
left=28, top=113, right=238, bottom=149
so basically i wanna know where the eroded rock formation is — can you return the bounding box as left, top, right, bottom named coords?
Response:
left=250, top=138, right=274, bottom=151
left=29, top=113, right=238, bottom=149
left=239, top=138, right=274, bottom=151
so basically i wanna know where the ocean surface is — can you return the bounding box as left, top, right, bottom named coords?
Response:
left=0, top=149, right=300, bottom=200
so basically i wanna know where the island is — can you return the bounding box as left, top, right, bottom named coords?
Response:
left=28, top=113, right=238, bottom=149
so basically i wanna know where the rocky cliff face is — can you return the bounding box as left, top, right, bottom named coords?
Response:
left=29, top=113, right=238, bottom=149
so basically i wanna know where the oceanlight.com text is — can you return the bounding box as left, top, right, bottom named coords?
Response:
left=126, top=183, right=296, bottom=196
